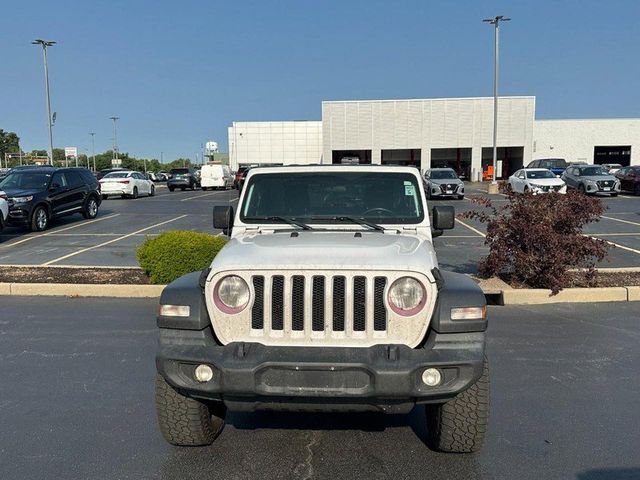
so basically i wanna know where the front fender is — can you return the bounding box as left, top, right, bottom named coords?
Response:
left=157, top=271, right=210, bottom=330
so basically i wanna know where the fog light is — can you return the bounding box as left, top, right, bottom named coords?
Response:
left=422, top=368, right=442, bottom=387
left=194, top=364, right=213, bottom=383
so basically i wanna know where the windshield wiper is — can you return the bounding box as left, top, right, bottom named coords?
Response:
left=310, top=216, right=385, bottom=232
left=244, top=216, right=313, bottom=230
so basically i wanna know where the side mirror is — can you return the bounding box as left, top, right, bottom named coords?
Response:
left=432, top=205, right=455, bottom=230
left=213, top=205, right=234, bottom=235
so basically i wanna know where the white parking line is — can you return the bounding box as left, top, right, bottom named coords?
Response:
left=180, top=191, right=232, bottom=202
left=0, top=213, right=121, bottom=249
left=42, top=215, right=188, bottom=266
left=590, top=233, right=640, bottom=237
left=598, top=239, right=640, bottom=256
left=601, top=215, right=640, bottom=227
left=454, top=218, right=486, bottom=238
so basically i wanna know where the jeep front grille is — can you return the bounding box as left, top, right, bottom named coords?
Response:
left=207, top=270, right=435, bottom=347
left=251, top=274, right=387, bottom=336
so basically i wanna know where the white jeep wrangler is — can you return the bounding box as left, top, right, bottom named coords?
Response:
left=155, top=165, right=489, bottom=453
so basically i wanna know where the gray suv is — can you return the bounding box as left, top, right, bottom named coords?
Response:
left=561, top=165, right=620, bottom=196
left=424, top=168, right=465, bottom=200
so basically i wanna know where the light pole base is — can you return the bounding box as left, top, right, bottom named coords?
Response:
left=487, top=183, right=500, bottom=194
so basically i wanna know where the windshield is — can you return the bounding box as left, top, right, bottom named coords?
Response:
left=103, top=172, right=130, bottom=179
left=0, top=171, right=52, bottom=190
left=580, top=167, right=607, bottom=176
left=430, top=170, right=458, bottom=180
left=527, top=170, right=556, bottom=179
left=539, top=159, right=566, bottom=168
left=241, top=172, right=424, bottom=225
left=171, top=169, right=189, bottom=175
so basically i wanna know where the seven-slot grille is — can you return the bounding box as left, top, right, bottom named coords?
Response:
left=250, top=274, right=388, bottom=336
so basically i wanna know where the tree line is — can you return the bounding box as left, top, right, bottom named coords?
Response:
left=1, top=129, right=193, bottom=172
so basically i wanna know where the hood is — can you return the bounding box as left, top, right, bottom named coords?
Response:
left=430, top=178, right=463, bottom=185
left=1, top=188, right=42, bottom=198
left=581, top=175, right=616, bottom=183
left=211, top=231, right=438, bottom=272
left=527, top=178, right=565, bottom=186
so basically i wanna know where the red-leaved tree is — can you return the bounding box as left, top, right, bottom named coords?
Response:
left=461, top=187, right=610, bottom=293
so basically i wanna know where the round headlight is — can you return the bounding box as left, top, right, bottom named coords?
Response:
left=214, top=275, right=250, bottom=313
left=387, top=277, right=426, bottom=316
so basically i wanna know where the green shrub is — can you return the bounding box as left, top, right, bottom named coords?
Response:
left=137, top=231, right=227, bottom=284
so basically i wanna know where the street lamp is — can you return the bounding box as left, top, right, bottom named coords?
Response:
left=32, top=39, right=56, bottom=165
left=482, top=15, right=510, bottom=191
left=110, top=117, right=120, bottom=164
left=89, top=132, right=96, bottom=172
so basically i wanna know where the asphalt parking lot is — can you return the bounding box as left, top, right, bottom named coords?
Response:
left=1, top=297, right=639, bottom=480
left=0, top=182, right=639, bottom=273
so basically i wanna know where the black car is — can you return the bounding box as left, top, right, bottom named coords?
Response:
left=167, top=168, right=199, bottom=191
left=0, top=166, right=101, bottom=231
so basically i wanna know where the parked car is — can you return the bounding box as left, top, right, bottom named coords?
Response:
left=526, top=158, right=568, bottom=176
left=0, top=168, right=11, bottom=181
left=236, top=167, right=251, bottom=193
left=561, top=165, right=620, bottom=196
left=423, top=168, right=465, bottom=200
left=0, top=190, right=8, bottom=231
left=156, top=165, right=489, bottom=453
left=96, top=168, right=125, bottom=180
left=99, top=170, right=155, bottom=199
left=614, top=166, right=640, bottom=195
left=157, top=171, right=170, bottom=181
left=602, top=163, right=623, bottom=174
left=234, top=166, right=249, bottom=188
left=146, top=171, right=159, bottom=182
left=167, top=168, right=199, bottom=191
left=200, top=164, right=233, bottom=190
left=0, top=166, right=101, bottom=231
left=508, top=168, right=567, bottom=194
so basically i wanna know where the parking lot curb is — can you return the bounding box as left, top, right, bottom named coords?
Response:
left=499, top=286, right=629, bottom=305
left=0, top=283, right=165, bottom=298
left=627, top=286, right=640, bottom=302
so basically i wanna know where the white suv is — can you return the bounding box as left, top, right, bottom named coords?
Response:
left=154, top=165, right=489, bottom=453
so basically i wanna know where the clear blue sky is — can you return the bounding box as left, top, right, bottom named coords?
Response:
left=1, top=0, right=638, bottom=161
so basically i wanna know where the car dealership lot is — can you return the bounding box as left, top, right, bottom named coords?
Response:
left=1, top=297, right=638, bottom=480
left=0, top=183, right=638, bottom=273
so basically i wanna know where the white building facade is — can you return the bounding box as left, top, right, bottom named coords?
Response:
left=228, top=96, right=640, bottom=179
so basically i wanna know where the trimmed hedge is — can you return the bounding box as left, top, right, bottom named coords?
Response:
left=137, top=231, right=227, bottom=284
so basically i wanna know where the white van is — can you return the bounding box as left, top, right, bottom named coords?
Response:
left=200, top=164, right=233, bottom=190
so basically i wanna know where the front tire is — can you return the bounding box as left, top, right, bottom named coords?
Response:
left=425, top=356, right=489, bottom=453
left=132, top=187, right=139, bottom=199
left=102, top=194, right=109, bottom=200
left=457, top=195, right=464, bottom=200
left=82, top=196, right=99, bottom=219
left=168, top=186, right=175, bottom=192
left=155, top=374, right=226, bottom=446
left=150, top=185, right=155, bottom=197
left=578, top=183, right=586, bottom=194
left=30, top=206, right=49, bottom=232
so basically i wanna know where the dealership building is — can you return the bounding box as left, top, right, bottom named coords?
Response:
left=228, top=96, right=640, bottom=180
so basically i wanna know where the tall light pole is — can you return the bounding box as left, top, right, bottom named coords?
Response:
left=32, top=39, right=56, bottom=164
left=110, top=116, right=119, bottom=163
left=89, top=132, right=96, bottom=172
left=483, top=15, right=510, bottom=191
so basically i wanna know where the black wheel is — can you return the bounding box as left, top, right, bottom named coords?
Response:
left=102, top=194, right=109, bottom=200
left=425, top=356, right=489, bottom=453
left=181, top=187, right=186, bottom=191
left=132, top=187, right=139, bottom=199
left=168, top=186, right=175, bottom=192
left=150, top=185, right=155, bottom=197
left=0, top=211, right=4, bottom=231
left=635, top=184, right=640, bottom=196
left=82, top=196, right=99, bottom=219
left=30, top=206, right=49, bottom=232
left=578, top=183, right=586, bottom=194
left=457, top=195, right=464, bottom=200
left=610, top=193, right=618, bottom=197
left=202, top=187, right=207, bottom=191
left=155, top=374, right=225, bottom=446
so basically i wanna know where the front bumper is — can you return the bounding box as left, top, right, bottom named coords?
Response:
left=7, top=204, right=34, bottom=225
left=157, top=327, right=485, bottom=413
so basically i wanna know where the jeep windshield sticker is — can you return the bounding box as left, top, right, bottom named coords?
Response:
left=405, top=184, right=415, bottom=196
